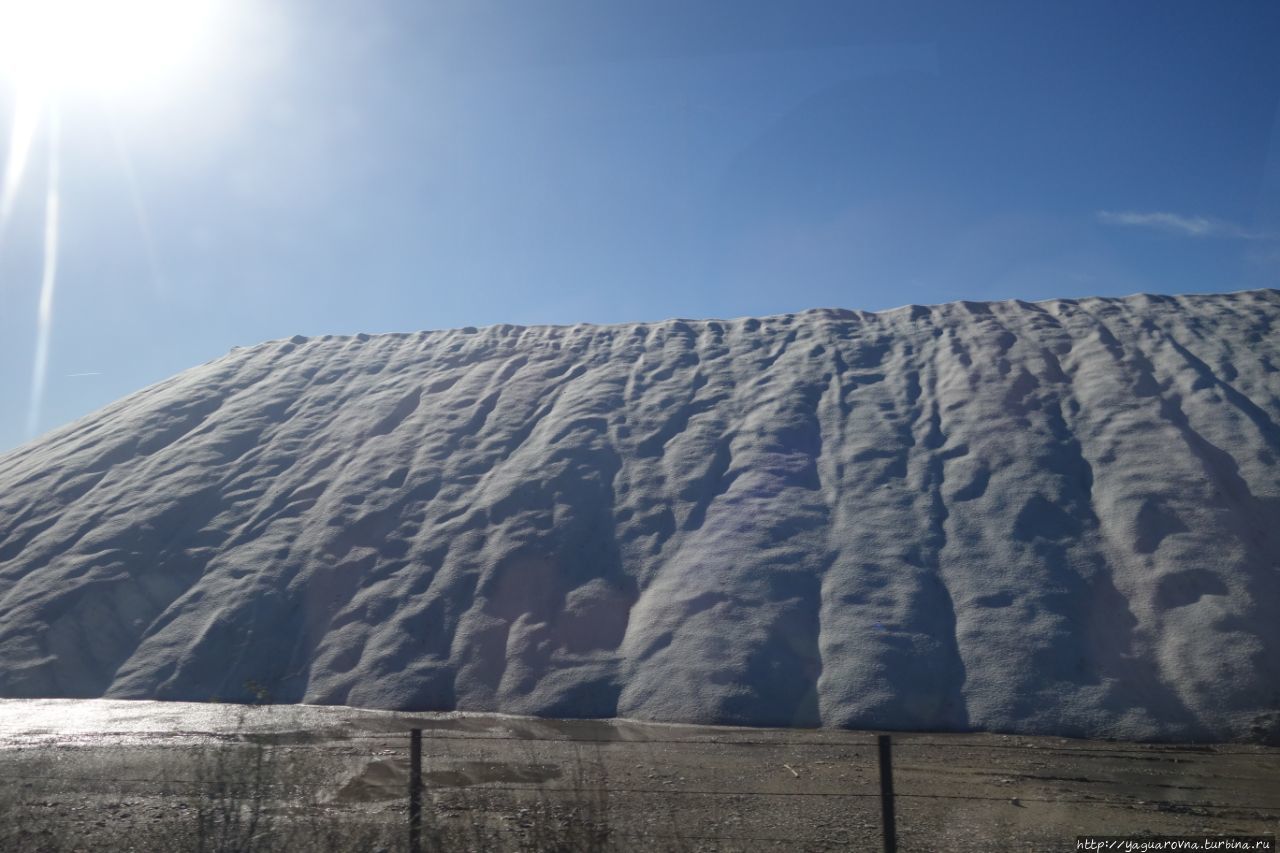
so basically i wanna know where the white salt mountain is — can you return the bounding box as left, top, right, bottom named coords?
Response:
left=1, top=290, right=1278, bottom=742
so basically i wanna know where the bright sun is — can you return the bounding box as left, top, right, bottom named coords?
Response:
left=0, top=0, right=227, bottom=442
left=0, top=0, right=216, bottom=96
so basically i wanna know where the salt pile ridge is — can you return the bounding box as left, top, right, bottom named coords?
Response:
left=1, top=290, right=1277, bottom=741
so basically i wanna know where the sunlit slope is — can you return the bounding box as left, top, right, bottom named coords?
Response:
left=1, top=290, right=1277, bottom=741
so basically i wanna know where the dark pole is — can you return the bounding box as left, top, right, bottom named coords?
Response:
left=878, top=734, right=897, bottom=853
left=409, top=728, right=423, bottom=853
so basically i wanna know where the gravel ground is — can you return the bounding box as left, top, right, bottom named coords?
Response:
left=0, top=700, right=1275, bottom=851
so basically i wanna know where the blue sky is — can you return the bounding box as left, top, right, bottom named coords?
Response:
left=1, top=0, right=1278, bottom=452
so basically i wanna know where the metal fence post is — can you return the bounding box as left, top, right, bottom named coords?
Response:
left=878, top=734, right=897, bottom=853
left=409, top=728, right=423, bottom=853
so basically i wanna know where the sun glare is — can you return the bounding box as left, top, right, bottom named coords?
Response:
left=0, top=1, right=225, bottom=439
left=0, top=0, right=215, bottom=96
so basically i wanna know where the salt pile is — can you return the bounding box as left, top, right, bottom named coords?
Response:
left=1, top=289, right=1277, bottom=741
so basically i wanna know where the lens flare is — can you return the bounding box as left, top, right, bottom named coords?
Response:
left=108, top=118, right=165, bottom=296
left=0, top=88, right=42, bottom=241
left=0, top=0, right=224, bottom=441
left=26, top=107, right=61, bottom=440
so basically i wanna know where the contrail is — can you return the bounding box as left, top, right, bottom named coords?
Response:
left=66, top=371, right=102, bottom=377
left=26, top=104, right=59, bottom=440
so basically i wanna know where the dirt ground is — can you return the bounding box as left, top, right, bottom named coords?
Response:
left=0, top=700, right=1276, bottom=851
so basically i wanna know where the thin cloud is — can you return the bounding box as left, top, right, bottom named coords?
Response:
left=1096, top=210, right=1269, bottom=240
